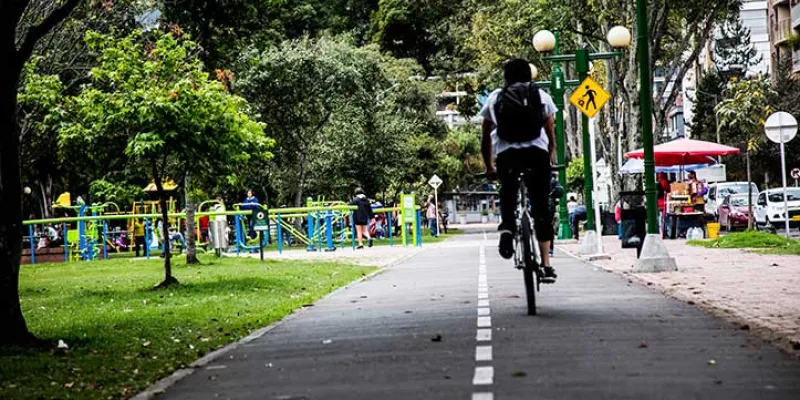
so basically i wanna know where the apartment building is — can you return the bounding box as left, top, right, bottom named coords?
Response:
left=768, top=0, right=800, bottom=75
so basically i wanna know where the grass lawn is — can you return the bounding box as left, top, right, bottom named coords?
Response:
left=1, top=256, right=376, bottom=399
left=687, top=230, right=800, bottom=255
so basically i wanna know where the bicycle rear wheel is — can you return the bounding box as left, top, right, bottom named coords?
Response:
left=520, top=211, right=537, bottom=315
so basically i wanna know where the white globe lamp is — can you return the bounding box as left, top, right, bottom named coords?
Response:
left=532, top=30, right=556, bottom=53
left=23, top=186, right=31, bottom=195
left=529, top=63, right=539, bottom=80
left=607, top=26, right=632, bottom=48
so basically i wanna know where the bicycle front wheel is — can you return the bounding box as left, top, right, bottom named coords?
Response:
left=520, top=211, right=537, bottom=315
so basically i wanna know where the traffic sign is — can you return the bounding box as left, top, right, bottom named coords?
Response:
left=765, top=112, right=798, bottom=144
left=792, top=168, right=800, bottom=180
left=428, top=174, right=443, bottom=189
left=569, top=77, right=610, bottom=118
left=253, top=209, right=269, bottom=231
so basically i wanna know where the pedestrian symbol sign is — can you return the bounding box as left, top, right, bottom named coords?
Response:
left=569, top=77, right=610, bottom=118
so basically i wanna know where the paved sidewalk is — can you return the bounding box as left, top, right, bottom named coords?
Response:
left=561, top=236, right=800, bottom=355
left=151, top=232, right=800, bottom=399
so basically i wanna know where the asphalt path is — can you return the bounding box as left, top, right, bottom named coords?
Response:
left=158, top=231, right=800, bottom=400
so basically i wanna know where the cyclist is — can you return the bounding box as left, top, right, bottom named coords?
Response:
left=480, top=58, right=558, bottom=282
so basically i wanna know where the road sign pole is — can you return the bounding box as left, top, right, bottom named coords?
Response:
left=259, top=231, right=264, bottom=262
left=780, top=137, right=790, bottom=238
left=434, top=187, right=439, bottom=236
left=576, top=48, right=595, bottom=231
left=589, top=117, right=604, bottom=254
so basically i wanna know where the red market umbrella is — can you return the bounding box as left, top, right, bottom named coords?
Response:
left=624, top=138, right=741, bottom=166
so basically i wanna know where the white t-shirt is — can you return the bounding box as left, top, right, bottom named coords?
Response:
left=480, top=87, right=557, bottom=156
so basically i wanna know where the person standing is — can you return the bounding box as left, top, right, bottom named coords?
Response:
left=133, top=219, right=146, bottom=257
left=349, top=188, right=373, bottom=249
left=242, top=190, right=259, bottom=239
left=425, top=196, right=438, bottom=237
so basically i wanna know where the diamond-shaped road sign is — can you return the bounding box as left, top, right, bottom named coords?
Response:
left=428, top=174, right=443, bottom=189
left=569, top=76, right=611, bottom=119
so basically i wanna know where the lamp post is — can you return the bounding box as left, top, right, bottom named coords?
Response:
left=533, top=26, right=631, bottom=241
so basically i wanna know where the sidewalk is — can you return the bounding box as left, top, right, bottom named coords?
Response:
left=561, top=236, right=800, bottom=355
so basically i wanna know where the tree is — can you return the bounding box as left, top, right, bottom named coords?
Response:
left=61, top=30, right=271, bottom=287
left=715, top=76, right=775, bottom=228
left=1, top=0, right=83, bottom=346
left=714, top=17, right=762, bottom=74
left=687, top=70, right=724, bottom=142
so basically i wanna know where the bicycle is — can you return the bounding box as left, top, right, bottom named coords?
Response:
left=483, top=164, right=564, bottom=316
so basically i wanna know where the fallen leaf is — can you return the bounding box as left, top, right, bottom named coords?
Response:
left=512, top=371, right=527, bottom=377
left=638, top=341, right=648, bottom=349
left=431, top=334, right=443, bottom=342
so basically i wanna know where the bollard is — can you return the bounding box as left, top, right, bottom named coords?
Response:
left=29, top=225, right=35, bottom=265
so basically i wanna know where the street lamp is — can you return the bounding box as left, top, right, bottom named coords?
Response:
left=532, top=26, right=630, bottom=245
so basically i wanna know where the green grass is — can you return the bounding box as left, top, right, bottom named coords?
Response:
left=1, top=256, right=375, bottom=399
left=687, top=230, right=800, bottom=255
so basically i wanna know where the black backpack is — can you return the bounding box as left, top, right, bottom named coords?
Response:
left=494, top=82, right=544, bottom=143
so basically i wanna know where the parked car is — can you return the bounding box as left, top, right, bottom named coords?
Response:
left=705, top=182, right=759, bottom=220
left=718, top=194, right=757, bottom=231
left=753, top=188, right=800, bottom=231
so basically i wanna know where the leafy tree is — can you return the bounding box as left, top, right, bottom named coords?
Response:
left=1, top=0, right=83, bottom=346
left=61, top=30, right=271, bottom=287
left=567, top=156, right=585, bottom=194
left=687, top=70, right=724, bottom=142
left=715, top=76, right=775, bottom=228
left=714, top=17, right=762, bottom=74
left=438, top=126, right=482, bottom=191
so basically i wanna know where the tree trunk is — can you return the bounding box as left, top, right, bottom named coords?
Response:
left=0, top=53, right=36, bottom=345
left=153, top=166, right=178, bottom=288
left=293, top=149, right=309, bottom=208
left=184, top=174, right=199, bottom=265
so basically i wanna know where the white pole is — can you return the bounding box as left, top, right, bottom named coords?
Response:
left=434, top=187, right=440, bottom=236
left=780, top=135, right=790, bottom=238
left=589, top=117, right=604, bottom=254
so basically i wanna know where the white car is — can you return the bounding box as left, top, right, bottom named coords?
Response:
left=753, top=188, right=800, bottom=231
left=705, top=182, right=759, bottom=219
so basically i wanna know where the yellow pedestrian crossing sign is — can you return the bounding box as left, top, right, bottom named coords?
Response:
left=569, top=77, right=610, bottom=118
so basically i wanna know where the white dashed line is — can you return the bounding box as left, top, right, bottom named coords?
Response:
left=472, top=366, right=494, bottom=385
left=475, top=345, right=492, bottom=361
left=476, top=329, right=492, bottom=341
left=473, top=245, right=494, bottom=399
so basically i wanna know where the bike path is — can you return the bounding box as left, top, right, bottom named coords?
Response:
left=157, top=231, right=800, bottom=400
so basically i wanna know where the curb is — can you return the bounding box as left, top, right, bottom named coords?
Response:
left=131, top=244, right=431, bottom=399
left=558, top=246, right=800, bottom=358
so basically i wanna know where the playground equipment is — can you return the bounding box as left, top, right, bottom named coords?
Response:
left=22, top=200, right=423, bottom=265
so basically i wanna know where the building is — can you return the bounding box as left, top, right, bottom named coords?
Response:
left=683, top=0, right=771, bottom=137
left=768, top=0, right=800, bottom=75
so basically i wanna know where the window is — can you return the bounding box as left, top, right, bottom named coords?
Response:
left=758, top=193, right=766, bottom=206
left=768, top=189, right=800, bottom=202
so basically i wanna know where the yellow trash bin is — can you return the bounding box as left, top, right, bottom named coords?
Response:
left=706, top=222, right=720, bottom=239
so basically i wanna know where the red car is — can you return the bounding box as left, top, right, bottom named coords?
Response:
left=718, top=194, right=756, bottom=231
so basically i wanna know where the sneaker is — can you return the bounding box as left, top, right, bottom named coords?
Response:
left=541, top=266, right=557, bottom=284
left=356, top=245, right=364, bottom=250
left=498, top=230, right=514, bottom=259
left=368, top=239, right=373, bottom=248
